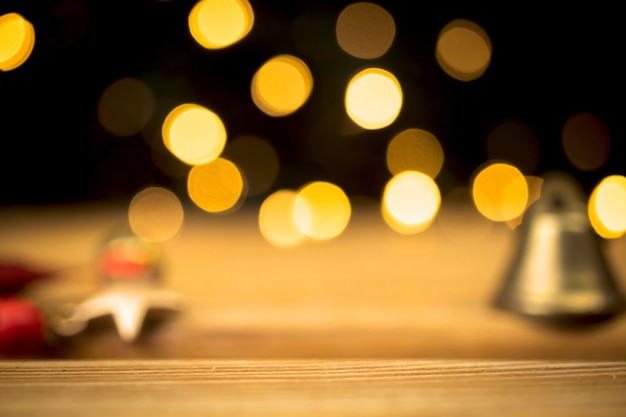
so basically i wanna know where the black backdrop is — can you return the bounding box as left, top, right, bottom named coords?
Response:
left=0, top=0, right=622, bottom=205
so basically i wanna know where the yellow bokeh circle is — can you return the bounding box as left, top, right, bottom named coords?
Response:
left=162, top=103, right=227, bottom=166
left=128, top=186, right=184, bottom=243
left=472, top=162, right=528, bottom=222
left=258, top=189, right=306, bottom=248
left=382, top=171, right=441, bottom=234
left=251, top=54, right=313, bottom=117
left=294, top=181, right=351, bottom=241
left=188, top=0, right=254, bottom=49
left=187, top=157, right=245, bottom=213
left=345, top=67, right=402, bottom=130
left=435, top=19, right=492, bottom=82
left=589, top=175, right=626, bottom=239
left=0, top=12, right=35, bottom=71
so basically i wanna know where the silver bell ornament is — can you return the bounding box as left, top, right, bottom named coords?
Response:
left=493, top=171, right=626, bottom=328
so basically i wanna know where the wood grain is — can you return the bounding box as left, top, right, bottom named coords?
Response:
left=1, top=359, right=625, bottom=416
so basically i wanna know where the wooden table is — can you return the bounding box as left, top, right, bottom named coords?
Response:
left=1, top=201, right=626, bottom=415
left=2, top=359, right=625, bottom=416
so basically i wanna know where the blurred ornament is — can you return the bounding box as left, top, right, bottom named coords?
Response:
left=53, top=233, right=184, bottom=342
left=0, top=262, right=52, bottom=295
left=493, top=171, right=626, bottom=327
left=0, top=296, right=48, bottom=356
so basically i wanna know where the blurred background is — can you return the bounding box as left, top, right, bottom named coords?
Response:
left=0, top=0, right=622, bottom=208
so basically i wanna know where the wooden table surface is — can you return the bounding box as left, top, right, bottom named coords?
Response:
left=1, top=200, right=626, bottom=415
left=2, top=358, right=626, bottom=416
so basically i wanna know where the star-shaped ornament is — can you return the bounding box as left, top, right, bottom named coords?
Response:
left=54, top=234, right=184, bottom=342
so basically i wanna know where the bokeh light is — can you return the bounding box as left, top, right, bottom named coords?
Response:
left=222, top=135, right=280, bottom=197
left=128, top=186, right=185, bottom=243
left=187, top=157, right=245, bottom=213
left=294, top=181, right=351, bottom=241
left=589, top=175, right=626, bottom=239
left=472, top=162, right=528, bottom=222
left=251, top=54, right=313, bottom=117
left=0, top=12, right=35, bottom=71
left=345, top=67, right=403, bottom=130
left=506, top=175, right=543, bottom=229
left=336, top=2, right=395, bottom=59
left=562, top=111, right=610, bottom=172
left=435, top=18, right=492, bottom=82
left=1, top=1, right=620, bottom=255
left=98, top=77, right=155, bottom=137
left=142, top=96, right=193, bottom=178
left=382, top=170, right=441, bottom=234
left=258, top=189, right=307, bottom=248
left=484, top=119, right=540, bottom=174
left=162, top=103, right=227, bottom=166
left=386, top=128, right=444, bottom=178
left=188, top=0, right=254, bottom=49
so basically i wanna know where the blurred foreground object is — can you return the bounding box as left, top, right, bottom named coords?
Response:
left=53, top=233, right=184, bottom=343
left=0, top=261, right=53, bottom=356
left=0, top=262, right=52, bottom=294
left=0, top=296, right=48, bottom=356
left=493, top=172, right=626, bottom=327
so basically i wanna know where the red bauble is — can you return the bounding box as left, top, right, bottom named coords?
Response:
left=0, top=296, right=48, bottom=356
left=0, top=263, right=51, bottom=295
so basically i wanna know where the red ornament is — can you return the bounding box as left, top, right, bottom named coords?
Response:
left=0, top=263, right=51, bottom=295
left=97, top=236, right=160, bottom=282
left=0, top=296, right=48, bottom=356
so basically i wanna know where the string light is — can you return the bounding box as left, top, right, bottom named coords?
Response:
left=1, top=1, right=619, bottom=245
left=0, top=12, right=35, bottom=71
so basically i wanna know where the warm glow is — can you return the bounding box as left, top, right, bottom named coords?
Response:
left=251, top=54, right=313, bottom=117
left=345, top=67, right=402, bottom=130
left=222, top=135, right=280, bottom=197
left=162, top=103, right=227, bottom=165
left=294, top=181, right=351, bottom=241
left=472, top=162, right=528, bottom=222
left=188, top=0, right=254, bottom=49
left=187, top=157, right=245, bottom=213
left=336, top=2, right=395, bottom=59
left=382, top=170, right=441, bottom=234
left=435, top=19, right=492, bottom=81
left=589, top=175, right=626, bottom=239
left=98, top=77, right=155, bottom=137
left=0, top=12, right=35, bottom=71
left=386, top=128, right=444, bottom=178
left=562, top=111, right=610, bottom=171
left=258, top=189, right=306, bottom=248
left=506, top=175, right=543, bottom=229
left=128, top=186, right=185, bottom=243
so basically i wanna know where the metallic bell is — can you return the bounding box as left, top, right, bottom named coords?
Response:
left=493, top=171, right=626, bottom=328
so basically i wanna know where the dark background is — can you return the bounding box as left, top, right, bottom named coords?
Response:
left=0, top=0, right=623, bottom=206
